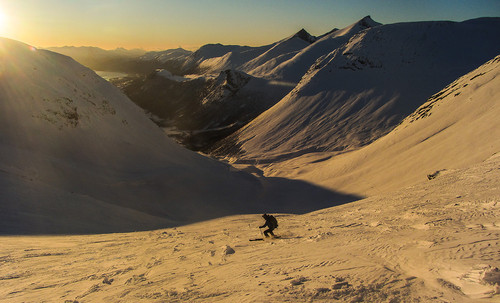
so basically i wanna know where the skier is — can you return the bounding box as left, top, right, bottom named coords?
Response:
left=259, top=213, right=278, bottom=238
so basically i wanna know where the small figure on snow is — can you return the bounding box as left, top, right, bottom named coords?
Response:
left=259, top=213, right=278, bottom=238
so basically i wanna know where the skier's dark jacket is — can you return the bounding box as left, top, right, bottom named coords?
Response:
left=260, top=214, right=278, bottom=229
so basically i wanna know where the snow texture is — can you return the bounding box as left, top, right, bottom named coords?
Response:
left=1, top=153, right=498, bottom=302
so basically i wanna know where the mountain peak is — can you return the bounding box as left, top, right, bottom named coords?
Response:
left=357, top=15, right=381, bottom=28
left=293, top=28, right=317, bottom=43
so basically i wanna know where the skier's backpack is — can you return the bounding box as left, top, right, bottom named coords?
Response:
left=269, top=215, right=278, bottom=229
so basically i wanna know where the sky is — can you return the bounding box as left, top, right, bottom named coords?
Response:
left=0, top=0, right=498, bottom=51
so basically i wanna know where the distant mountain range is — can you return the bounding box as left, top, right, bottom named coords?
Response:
left=46, top=45, right=191, bottom=75
left=46, top=46, right=147, bottom=59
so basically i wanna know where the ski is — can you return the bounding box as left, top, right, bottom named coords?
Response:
left=249, top=236, right=281, bottom=241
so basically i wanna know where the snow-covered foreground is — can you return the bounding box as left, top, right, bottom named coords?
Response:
left=1, top=154, right=499, bottom=302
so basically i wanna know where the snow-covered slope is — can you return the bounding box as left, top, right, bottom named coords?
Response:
left=217, top=18, right=500, bottom=162
left=268, top=16, right=381, bottom=82
left=241, top=29, right=315, bottom=77
left=268, top=54, right=500, bottom=197
left=2, top=152, right=499, bottom=302
left=0, top=38, right=345, bottom=234
left=181, top=43, right=271, bottom=74
left=180, top=28, right=318, bottom=75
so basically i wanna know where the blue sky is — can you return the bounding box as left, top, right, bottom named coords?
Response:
left=0, top=0, right=498, bottom=50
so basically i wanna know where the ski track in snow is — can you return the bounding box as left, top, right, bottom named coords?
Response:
left=1, top=155, right=499, bottom=302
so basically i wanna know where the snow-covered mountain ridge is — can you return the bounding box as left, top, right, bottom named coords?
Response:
left=214, top=17, right=500, bottom=162
left=266, top=15, right=381, bottom=82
